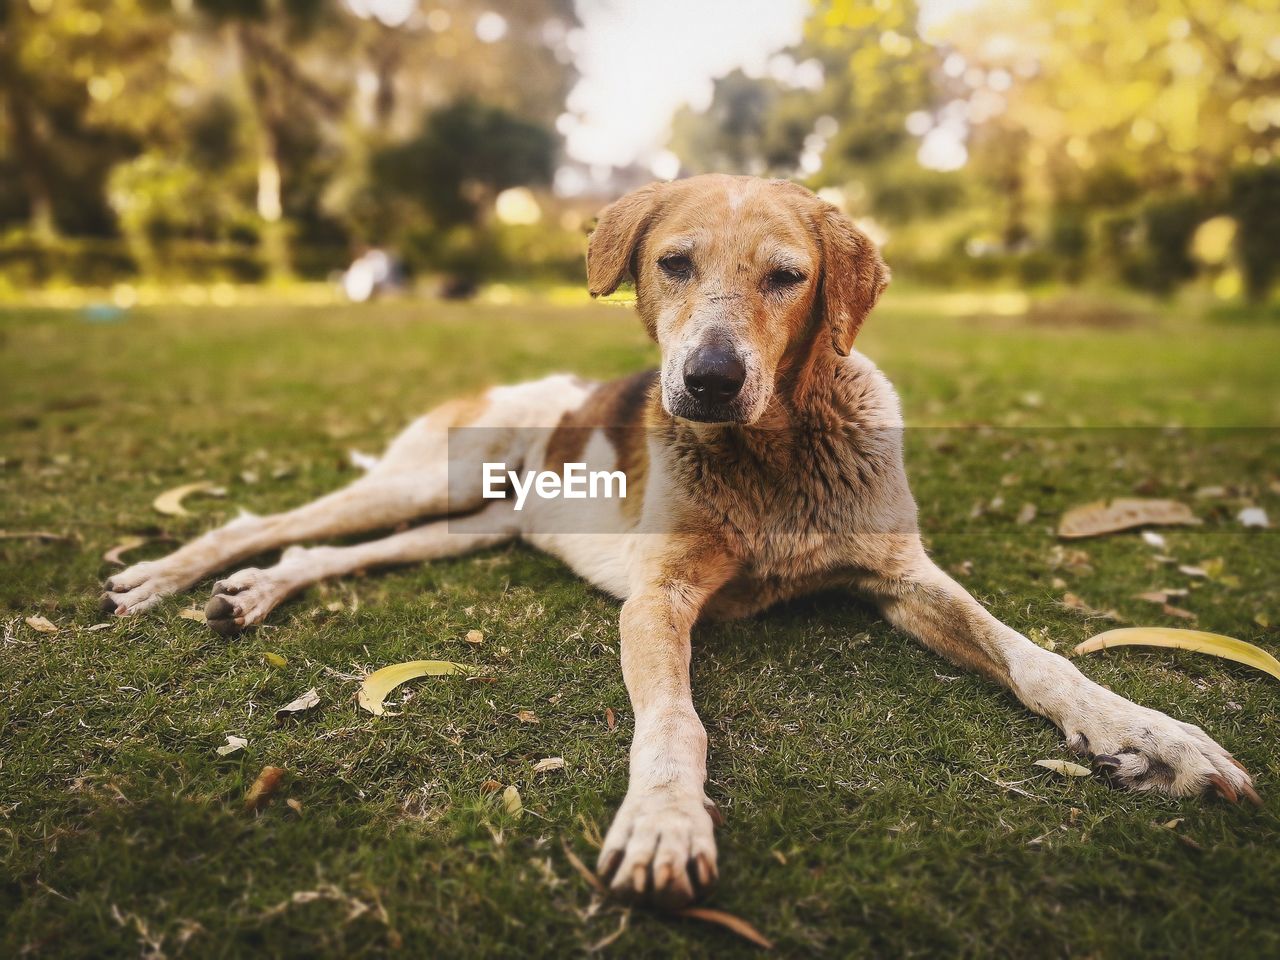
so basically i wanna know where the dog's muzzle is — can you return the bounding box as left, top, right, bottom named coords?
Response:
left=670, top=344, right=751, bottom=423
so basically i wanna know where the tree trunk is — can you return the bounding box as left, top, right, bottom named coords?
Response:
left=234, top=24, right=292, bottom=281
left=3, top=76, right=59, bottom=240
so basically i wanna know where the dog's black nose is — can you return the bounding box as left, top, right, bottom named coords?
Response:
left=683, top=346, right=746, bottom=405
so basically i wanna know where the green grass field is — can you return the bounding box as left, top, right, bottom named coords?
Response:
left=3, top=292, right=1279, bottom=958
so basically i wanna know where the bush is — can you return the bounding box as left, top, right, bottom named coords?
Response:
left=1137, top=193, right=1204, bottom=297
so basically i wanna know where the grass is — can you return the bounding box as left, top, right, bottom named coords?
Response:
left=2, top=291, right=1279, bottom=958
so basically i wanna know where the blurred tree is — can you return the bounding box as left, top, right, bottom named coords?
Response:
left=188, top=0, right=344, bottom=277
left=370, top=99, right=555, bottom=281
left=1228, top=162, right=1280, bottom=302
left=669, top=0, right=960, bottom=227
left=669, top=69, right=811, bottom=176
left=0, top=0, right=165, bottom=239
left=934, top=0, right=1279, bottom=287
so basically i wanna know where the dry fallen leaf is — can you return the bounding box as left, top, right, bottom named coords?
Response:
left=179, top=608, right=207, bottom=623
left=1239, top=507, right=1270, bottom=529
left=1061, top=593, right=1121, bottom=621
left=25, top=615, right=58, bottom=634
left=262, top=652, right=288, bottom=668
left=1073, top=627, right=1280, bottom=683
left=678, top=908, right=773, bottom=950
left=1141, top=530, right=1167, bottom=550
left=286, top=798, right=304, bottom=816
left=465, top=629, right=484, bottom=645
left=152, top=481, right=226, bottom=517
left=517, top=709, right=539, bottom=724
left=102, top=535, right=148, bottom=566
left=216, top=735, right=248, bottom=757
left=1016, top=503, right=1038, bottom=525
left=502, top=784, right=523, bottom=818
left=244, top=765, right=286, bottom=811
left=357, top=660, right=470, bottom=716
left=533, top=757, right=565, bottom=774
left=605, top=707, right=617, bottom=731
left=0, top=529, right=75, bottom=543
left=480, top=779, right=503, bottom=794
left=1058, top=498, right=1199, bottom=539
left=1035, top=759, right=1091, bottom=777
left=275, top=688, right=321, bottom=723
left=1162, top=603, right=1197, bottom=621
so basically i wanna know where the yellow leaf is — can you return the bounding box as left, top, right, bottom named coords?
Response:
left=25, top=615, right=58, bottom=634
left=179, top=608, right=207, bottom=623
left=465, top=629, right=484, bottom=645
left=502, top=784, right=523, bottom=818
left=1058, top=499, right=1198, bottom=539
left=263, top=652, right=288, bottom=668
left=1035, top=759, right=1091, bottom=777
left=1073, top=628, right=1280, bottom=682
left=102, top=535, right=147, bottom=566
left=357, top=660, right=471, bottom=716
left=152, top=481, right=225, bottom=517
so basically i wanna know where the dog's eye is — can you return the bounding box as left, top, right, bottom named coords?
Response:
left=658, top=254, right=693, bottom=280
left=766, top=268, right=806, bottom=290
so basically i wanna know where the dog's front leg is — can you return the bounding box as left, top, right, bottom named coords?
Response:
left=858, top=544, right=1259, bottom=804
left=597, top=549, right=735, bottom=907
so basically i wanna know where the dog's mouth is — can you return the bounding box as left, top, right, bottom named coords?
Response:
left=665, top=393, right=754, bottom=425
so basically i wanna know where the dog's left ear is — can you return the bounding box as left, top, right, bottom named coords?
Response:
left=817, top=206, right=890, bottom=356
left=587, top=184, right=663, bottom=297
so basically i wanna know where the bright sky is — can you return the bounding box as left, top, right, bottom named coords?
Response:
left=562, top=0, right=981, bottom=176
left=562, top=0, right=810, bottom=171
left=350, top=1, right=984, bottom=178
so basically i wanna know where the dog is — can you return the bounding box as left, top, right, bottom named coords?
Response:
left=100, top=174, right=1259, bottom=908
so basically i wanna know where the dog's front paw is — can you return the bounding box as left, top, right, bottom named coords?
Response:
left=596, top=787, right=719, bottom=909
left=1066, top=694, right=1260, bottom=805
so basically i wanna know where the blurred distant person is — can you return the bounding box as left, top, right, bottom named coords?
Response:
left=342, top=247, right=404, bottom=302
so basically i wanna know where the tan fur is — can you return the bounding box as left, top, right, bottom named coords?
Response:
left=101, top=174, right=1258, bottom=909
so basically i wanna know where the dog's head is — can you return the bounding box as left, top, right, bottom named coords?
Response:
left=587, top=174, right=889, bottom=424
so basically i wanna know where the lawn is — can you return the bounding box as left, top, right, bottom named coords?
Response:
left=3, top=291, right=1279, bottom=958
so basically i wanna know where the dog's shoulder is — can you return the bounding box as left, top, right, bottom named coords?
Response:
left=829, top=349, right=905, bottom=432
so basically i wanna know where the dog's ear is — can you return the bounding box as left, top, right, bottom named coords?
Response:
left=587, top=184, right=663, bottom=297
left=817, top=206, right=890, bottom=356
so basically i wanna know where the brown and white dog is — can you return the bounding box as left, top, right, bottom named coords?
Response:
left=100, top=174, right=1258, bottom=907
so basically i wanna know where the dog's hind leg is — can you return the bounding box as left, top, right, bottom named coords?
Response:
left=101, top=470, right=449, bottom=616
left=101, top=374, right=591, bottom=616
left=203, top=501, right=520, bottom=636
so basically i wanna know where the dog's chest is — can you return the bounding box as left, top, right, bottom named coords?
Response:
left=676, top=427, right=886, bottom=577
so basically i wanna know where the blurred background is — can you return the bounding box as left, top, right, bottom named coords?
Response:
left=0, top=0, right=1277, bottom=307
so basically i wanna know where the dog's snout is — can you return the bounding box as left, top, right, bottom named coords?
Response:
left=683, top=345, right=746, bottom=405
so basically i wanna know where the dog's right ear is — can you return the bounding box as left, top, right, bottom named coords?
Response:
left=587, top=184, right=663, bottom=297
